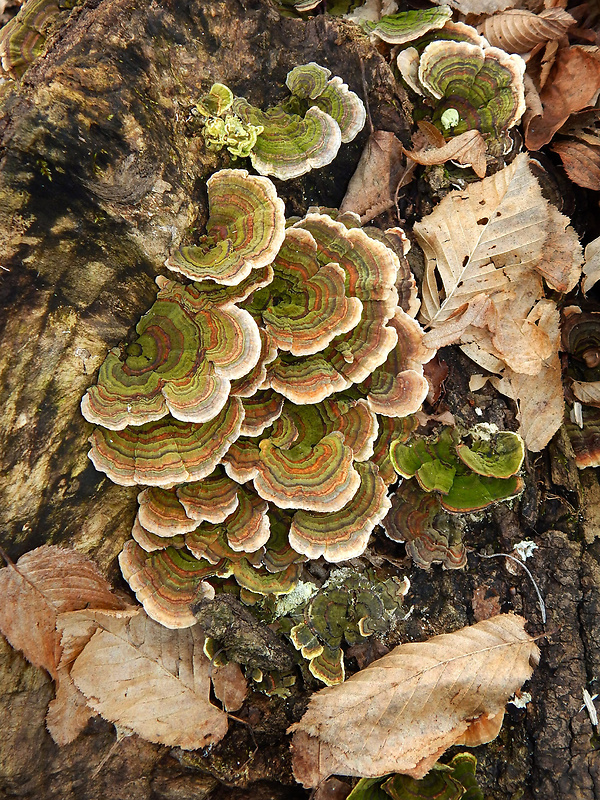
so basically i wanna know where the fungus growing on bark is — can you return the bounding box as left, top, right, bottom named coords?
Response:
left=232, top=100, right=342, bottom=181
left=177, top=467, right=240, bottom=524
left=361, top=6, right=453, bottom=45
left=287, top=568, right=408, bottom=685
left=81, top=277, right=261, bottom=428
left=166, top=169, right=285, bottom=284
left=118, top=542, right=216, bottom=629
left=365, top=309, right=434, bottom=417
left=88, top=398, right=244, bottom=487
left=397, top=35, right=525, bottom=149
left=390, top=426, right=524, bottom=513
left=263, top=213, right=403, bottom=403
left=81, top=169, right=434, bottom=624
left=289, top=461, right=391, bottom=562
left=230, top=63, right=365, bottom=180
left=247, top=227, right=362, bottom=358
left=137, top=487, right=200, bottom=537
left=382, top=483, right=468, bottom=570
left=419, top=41, right=525, bottom=141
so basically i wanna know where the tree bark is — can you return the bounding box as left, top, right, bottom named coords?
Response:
left=0, top=1, right=599, bottom=799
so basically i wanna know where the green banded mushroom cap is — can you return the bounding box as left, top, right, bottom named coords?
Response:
left=418, top=40, right=526, bottom=139
left=81, top=278, right=261, bottom=428
left=264, top=213, right=400, bottom=403
left=310, top=76, right=366, bottom=144
left=131, top=516, right=186, bottom=552
left=240, top=390, right=285, bottom=437
left=456, top=429, right=524, bottom=478
left=382, top=483, right=467, bottom=570
left=177, top=467, right=240, bottom=524
left=255, top=429, right=360, bottom=512
left=362, top=6, right=452, bottom=45
left=88, top=398, right=244, bottom=487
left=232, top=99, right=342, bottom=181
left=286, top=62, right=331, bottom=100
left=365, top=308, right=434, bottom=418
left=248, top=226, right=363, bottom=358
left=289, top=461, right=391, bottom=561
left=165, top=169, right=286, bottom=285
left=137, top=487, right=200, bottom=537
left=118, top=541, right=216, bottom=628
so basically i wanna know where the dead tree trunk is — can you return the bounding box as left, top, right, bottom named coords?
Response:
left=0, top=1, right=599, bottom=798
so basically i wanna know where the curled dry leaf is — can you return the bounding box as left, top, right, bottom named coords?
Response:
left=340, top=131, right=415, bottom=224
left=478, top=9, right=575, bottom=54
left=583, top=236, right=600, bottom=294
left=525, top=46, right=600, bottom=150
left=430, top=0, right=520, bottom=13
left=289, top=614, right=539, bottom=787
left=69, top=608, right=230, bottom=750
left=403, top=129, right=487, bottom=179
left=552, top=139, right=600, bottom=190
left=416, top=153, right=581, bottom=450
left=0, top=545, right=127, bottom=679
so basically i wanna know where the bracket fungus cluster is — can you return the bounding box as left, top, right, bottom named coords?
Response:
left=284, top=568, right=410, bottom=685
left=82, top=169, right=433, bottom=629
left=396, top=19, right=526, bottom=153
left=196, top=64, right=366, bottom=180
left=383, top=425, right=525, bottom=569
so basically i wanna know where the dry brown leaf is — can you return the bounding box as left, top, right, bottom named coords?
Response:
left=525, top=45, right=600, bottom=150
left=490, top=305, right=563, bottom=451
left=552, top=139, right=600, bottom=189
left=418, top=154, right=557, bottom=338
left=340, top=131, right=415, bottom=223
left=478, top=8, right=575, bottom=54
left=69, top=608, right=229, bottom=749
left=431, top=0, right=520, bottom=13
left=582, top=235, right=600, bottom=294
left=0, top=545, right=127, bottom=679
left=403, top=130, right=487, bottom=179
left=45, top=668, right=94, bottom=746
left=415, top=154, right=581, bottom=449
left=212, top=661, right=248, bottom=712
left=289, top=614, right=539, bottom=787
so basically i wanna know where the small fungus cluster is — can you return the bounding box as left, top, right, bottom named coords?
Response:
left=383, top=425, right=525, bottom=569
left=82, top=168, right=433, bottom=630
left=196, top=63, right=366, bottom=180
left=282, top=567, right=410, bottom=684
left=395, top=19, right=526, bottom=153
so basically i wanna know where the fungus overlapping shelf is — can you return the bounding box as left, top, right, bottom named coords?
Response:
left=82, top=169, right=433, bottom=629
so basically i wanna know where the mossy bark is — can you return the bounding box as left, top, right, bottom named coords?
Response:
left=0, top=1, right=599, bottom=799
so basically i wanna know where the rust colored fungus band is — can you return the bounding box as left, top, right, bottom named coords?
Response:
left=177, top=467, right=240, bottom=524
left=366, top=309, right=433, bottom=417
left=165, top=169, right=286, bottom=285
left=118, top=541, right=216, bottom=629
left=240, top=390, right=285, bottom=437
left=254, top=431, right=360, bottom=512
left=289, top=461, right=391, bottom=562
left=137, top=487, right=200, bottom=537
left=131, top=516, right=186, bottom=553
left=88, top=397, right=244, bottom=487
